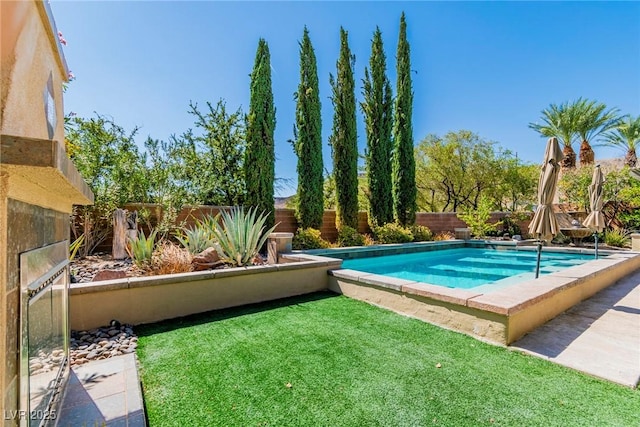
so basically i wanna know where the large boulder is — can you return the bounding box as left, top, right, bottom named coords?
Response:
left=192, top=247, right=222, bottom=271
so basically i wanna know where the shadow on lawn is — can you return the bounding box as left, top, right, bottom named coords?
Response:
left=135, top=290, right=339, bottom=337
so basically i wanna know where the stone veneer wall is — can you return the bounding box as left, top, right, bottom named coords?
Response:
left=1, top=199, right=68, bottom=425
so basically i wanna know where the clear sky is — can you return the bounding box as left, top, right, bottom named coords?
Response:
left=50, top=1, right=640, bottom=196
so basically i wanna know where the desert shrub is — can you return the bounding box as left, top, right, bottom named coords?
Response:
left=362, top=234, right=376, bottom=246
left=551, top=232, right=572, bottom=245
left=212, top=207, right=277, bottom=267
left=374, top=223, right=413, bottom=244
left=604, top=229, right=631, bottom=248
left=149, top=242, right=193, bottom=275
left=127, top=229, right=157, bottom=268
left=410, top=225, right=433, bottom=242
left=434, top=231, right=455, bottom=241
left=337, top=226, right=366, bottom=247
left=293, top=228, right=331, bottom=250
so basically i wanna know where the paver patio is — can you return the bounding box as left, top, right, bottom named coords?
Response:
left=511, top=268, right=640, bottom=388
left=57, top=354, right=146, bottom=426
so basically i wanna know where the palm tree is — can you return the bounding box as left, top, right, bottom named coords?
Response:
left=603, top=115, right=640, bottom=167
left=574, top=98, right=620, bottom=166
left=529, top=101, right=579, bottom=169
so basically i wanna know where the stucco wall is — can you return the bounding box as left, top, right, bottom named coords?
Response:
left=1, top=0, right=68, bottom=142
left=1, top=1, right=72, bottom=423
left=70, top=256, right=341, bottom=330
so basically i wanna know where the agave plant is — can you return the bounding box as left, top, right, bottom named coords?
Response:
left=69, top=234, right=85, bottom=261
left=211, top=207, right=277, bottom=267
left=128, top=229, right=158, bottom=268
left=175, top=214, right=218, bottom=254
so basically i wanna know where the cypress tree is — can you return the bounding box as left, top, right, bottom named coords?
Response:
left=329, top=27, right=359, bottom=230
left=361, top=27, right=393, bottom=227
left=392, top=12, right=416, bottom=225
left=245, top=38, right=276, bottom=229
left=292, top=27, right=324, bottom=229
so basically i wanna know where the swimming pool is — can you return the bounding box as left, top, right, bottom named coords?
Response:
left=322, top=241, right=640, bottom=344
left=342, top=247, right=599, bottom=289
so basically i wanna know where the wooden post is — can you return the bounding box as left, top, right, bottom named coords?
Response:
left=113, top=209, right=128, bottom=260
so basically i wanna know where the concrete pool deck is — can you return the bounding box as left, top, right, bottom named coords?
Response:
left=511, top=268, right=640, bottom=388
left=325, top=242, right=640, bottom=345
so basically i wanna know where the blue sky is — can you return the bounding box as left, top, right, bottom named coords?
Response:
left=51, top=1, right=639, bottom=196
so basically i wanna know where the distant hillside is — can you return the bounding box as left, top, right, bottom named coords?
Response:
left=274, top=196, right=294, bottom=209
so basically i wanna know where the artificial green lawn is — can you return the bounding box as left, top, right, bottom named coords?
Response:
left=136, top=292, right=639, bottom=426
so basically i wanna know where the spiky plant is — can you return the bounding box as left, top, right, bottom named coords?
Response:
left=211, top=207, right=277, bottom=267
left=175, top=225, right=215, bottom=255
left=128, top=229, right=158, bottom=268
left=603, top=115, right=640, bottom=167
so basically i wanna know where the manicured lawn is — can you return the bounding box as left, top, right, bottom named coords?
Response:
left=136, top=292, right=639, bottom=426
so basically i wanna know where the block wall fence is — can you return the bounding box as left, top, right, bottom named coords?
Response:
left=87, top=204, right=533, bottom=253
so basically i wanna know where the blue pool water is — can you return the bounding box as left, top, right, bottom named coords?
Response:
left=341, top=248, right=599, bottom=289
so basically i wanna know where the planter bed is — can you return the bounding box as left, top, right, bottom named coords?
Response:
left=69, top=254, right=341, bottom=330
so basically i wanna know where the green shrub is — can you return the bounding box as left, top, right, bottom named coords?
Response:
left=337, top=226, right=366, bottom=247
left=619, top=210, right=640, bottom=231
left=293, top=228, right=331, bottom=250
left=410, top=225, right=433, bottom=242
left=212, top=207, right=277, bottom=267
left=128, top=229, right=158, bottom=268
left=551, top=232, right=571, bottom=245
left=456, top=197, right=499, bottom=238
left=374, top=223, right=413, bottom=244
left=501, top=212, right=529, bottom=236
left=604, top=229, right=631, bottom=248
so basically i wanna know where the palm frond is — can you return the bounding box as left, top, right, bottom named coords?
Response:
left=602, top=115, right=640, bottom=152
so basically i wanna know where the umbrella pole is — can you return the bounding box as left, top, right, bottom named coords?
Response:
left=535, top=239, right=542, bottom=279
left=594, top=234, right=598, bottom=259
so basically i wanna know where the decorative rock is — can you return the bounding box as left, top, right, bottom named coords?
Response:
left=70, top=323, right=138, bottom=367
left=192, top=247, right=222, bottom=271
left=92, top=269, right=127, bottom=282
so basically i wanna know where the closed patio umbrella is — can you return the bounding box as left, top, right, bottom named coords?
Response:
left=528, top=137, right=564, bottom=278
left=582, top=164, right=605, bottom=258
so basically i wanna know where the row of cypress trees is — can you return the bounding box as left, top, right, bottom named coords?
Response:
left=293, top=13, right=417, bottom=230
left=246, top=13, right=417, bottom=232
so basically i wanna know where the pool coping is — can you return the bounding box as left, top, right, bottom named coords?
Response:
left=322, top=241, right=640, bottom=345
